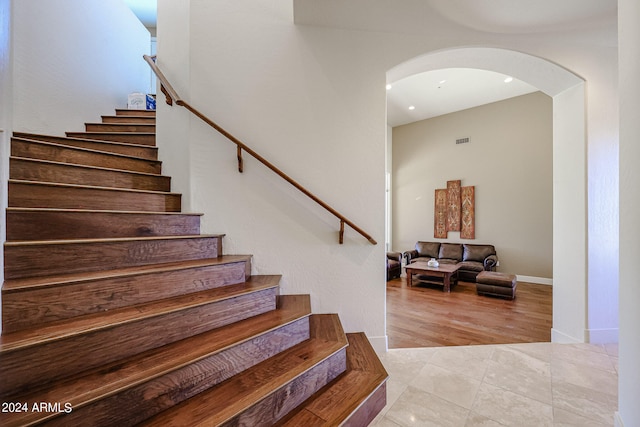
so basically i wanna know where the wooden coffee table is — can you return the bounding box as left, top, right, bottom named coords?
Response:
left=405, top=262, right=461, bottom=292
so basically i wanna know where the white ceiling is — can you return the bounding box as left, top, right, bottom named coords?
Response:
left=386, top=68, right=538, bottom=127
left=425, top=0, right=616, bottom=34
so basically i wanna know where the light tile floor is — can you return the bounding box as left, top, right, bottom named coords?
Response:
left=372, top=342, right=619, bottom=427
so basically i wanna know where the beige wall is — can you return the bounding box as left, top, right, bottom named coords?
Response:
left=618, top=0, right=640, bottom=423
left=392, top=92, right=553, bottom=279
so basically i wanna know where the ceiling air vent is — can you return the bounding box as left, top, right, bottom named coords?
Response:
left=456, top=137, right=470, bottom=145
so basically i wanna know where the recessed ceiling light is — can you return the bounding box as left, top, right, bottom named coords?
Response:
left=504, top=77, right=513, bottom=83
left=408, top=105, right=415, bottom=110
left=439, top=80, right=447, bottom=84
left=386, top=84, right=393, bottom=90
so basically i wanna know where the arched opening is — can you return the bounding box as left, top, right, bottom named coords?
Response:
left=386, top=47, right=587, bottom=344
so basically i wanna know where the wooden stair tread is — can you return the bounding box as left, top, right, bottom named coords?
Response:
left=11, top=155, right=169, bottom=178
left=0, top=275, right=282, bottom=352
left=1, top=295, right=311, bottom=427
left=67, top=131, right=155, bottom=135
left=4, top=233, right=223, bottom=247
left=101, top=114, right=156, bottom=121
left=276, top=332, right=389, bottom=427
left=5, top=208, right=205, bottom=242
left=140, top=314, right=348, bottom=427
left=85, top=123, right=156, bottom=133
left=9, top=179, right=179, bottom=196
left=13, top=132, right=157, bottom=151
left=115, top=108, right=156, bottom=115
left=11, top=136, right=160, bottom=163
left=6, top=207, right=203, bottom=216
left=2, top=255, right=243, bottom=292
left=85, top=122, right=155, bottom=127
left=63, top=131, right=155, bottom=147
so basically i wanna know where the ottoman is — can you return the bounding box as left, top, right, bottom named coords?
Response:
left=476, top=271, right=517, bottom=300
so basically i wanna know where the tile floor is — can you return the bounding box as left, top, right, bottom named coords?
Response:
left=372, top=342, right=619, bottom=427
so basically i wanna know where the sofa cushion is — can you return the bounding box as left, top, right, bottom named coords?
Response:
left=416, top=241, right=440, bottom=259
left=458, top=260, right=484, bottom=272
left=463, top=244, right=496, bottom=263
left=439, top=243, right=463, bottom=261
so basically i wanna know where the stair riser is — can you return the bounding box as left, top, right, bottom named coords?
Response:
left=13, top=133, right=158, bottom=160
left=3, top=260, right=249, bottom=332
left=86, top=123, right=156, bottom=133
left=225, top=348, right=348, bottom=427
left=45, top=317, right=310, bottom=427
left=116, top=109, right=156, bottom=117
left=0, top=288, right=278, bottom=399
left=342, top=382, right=387, bottom=427
left=10, top=158, right=171, bottom=192
left=8, top=182, right=180, bottom=213
left=102, top=116, right=156, bottom=124
left=4, top=236, right=218, bottom=280
left=66, top=132, right=155, bottom=146
left=12, top=139, right=161, bottom=173
left=6, top=211, right=201, bottom=241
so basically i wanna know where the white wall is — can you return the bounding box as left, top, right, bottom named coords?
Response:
left=393, top=92, right=553, bottom=280
left=551, top=84, right=588, bottom=343
left=0, top=0, right=12, bottom=327
left=158, top=0, right=618, bottom=350
left=12, top=0, right=151, bottom=135
left=192, top=0, right=389, bottom=348
left=617, top=0, right=640, bottom=425
left=156, top=0, right=192, bottom=210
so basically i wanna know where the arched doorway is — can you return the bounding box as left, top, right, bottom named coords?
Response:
left=387, top=47, right=587, bottom=343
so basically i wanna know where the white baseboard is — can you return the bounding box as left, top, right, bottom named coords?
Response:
left=615, top=411, right=624, bottom=427
left=586, top=328, right=619, bottom=344
left=368, top=335, right=389, bottom=354
left=516, top=275, right=553, bottom=286
left=551, top=328, right=583, bottom=343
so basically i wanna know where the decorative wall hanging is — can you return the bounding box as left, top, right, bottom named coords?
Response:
left=434, top=179, right=476, bottom=239
left=460, top=186, right=475, bottom=239
left=434, top=188, right=448, bottom=238
left=446, top=180, right=461, bottom=231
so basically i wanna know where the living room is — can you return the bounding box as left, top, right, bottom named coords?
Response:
left=386, top=74, right=554, bottom=348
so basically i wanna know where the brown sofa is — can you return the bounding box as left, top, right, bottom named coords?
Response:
left=387, top=252, right=403, bottom=281
left=405, top=241, right=498, bottom=282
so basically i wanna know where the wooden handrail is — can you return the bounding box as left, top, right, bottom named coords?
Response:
left=143, top=55, right=377, bottom=245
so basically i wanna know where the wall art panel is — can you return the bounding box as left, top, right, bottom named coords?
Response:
left=446, top=180, right=461, bottom=231
left=434, top=188, right=448, bottom=238
left=461, top=185, right=475, bottom=239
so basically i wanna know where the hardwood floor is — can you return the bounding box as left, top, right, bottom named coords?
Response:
left=386, top=276, right=552, bottom=348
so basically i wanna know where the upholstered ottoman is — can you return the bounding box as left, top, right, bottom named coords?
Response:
left=476, top=271, right=517, bottom=300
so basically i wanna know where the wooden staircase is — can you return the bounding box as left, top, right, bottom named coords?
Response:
left=0, top=110, right=388, bottom=426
